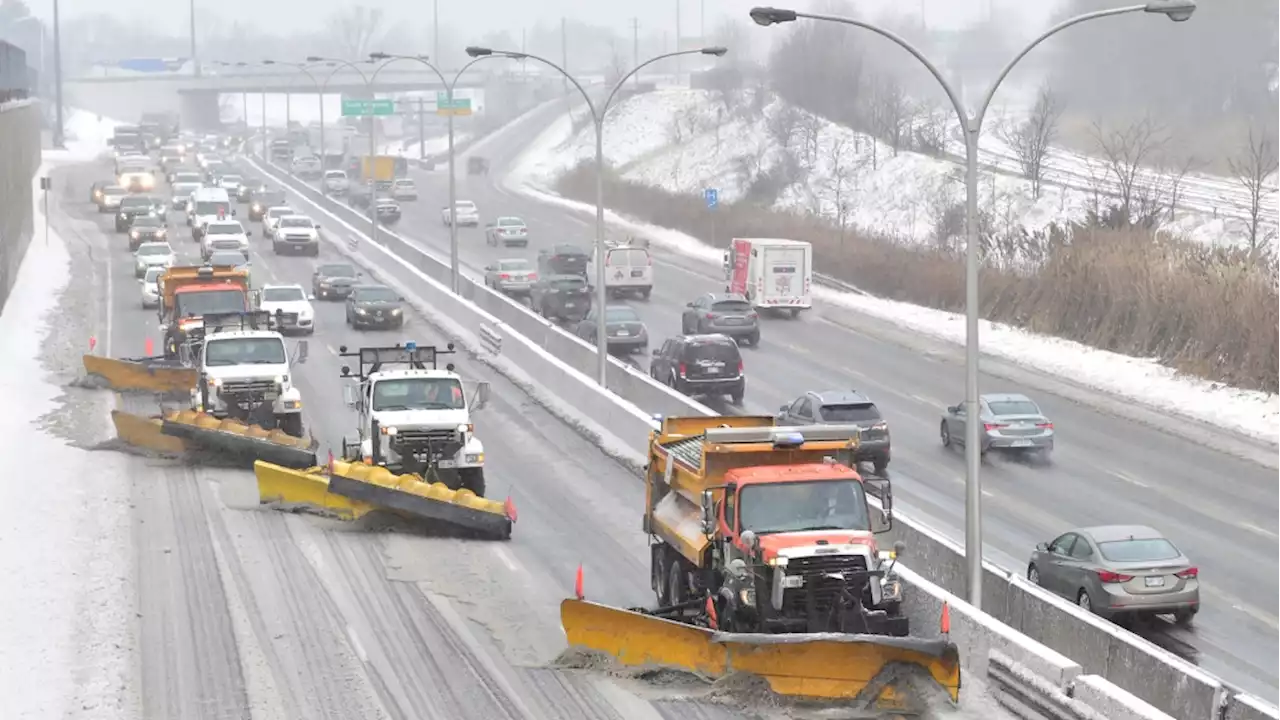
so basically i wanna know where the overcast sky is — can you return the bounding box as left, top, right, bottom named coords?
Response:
left=27, top=0, right=1062, bottom=47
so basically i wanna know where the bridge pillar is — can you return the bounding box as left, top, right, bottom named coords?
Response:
left=179, top=90, right=224, bottom=131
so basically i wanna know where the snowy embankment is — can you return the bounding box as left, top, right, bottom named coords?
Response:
left=504, top=99, right=1280, bottom=445
left=0, top=148, right=137, bottom=715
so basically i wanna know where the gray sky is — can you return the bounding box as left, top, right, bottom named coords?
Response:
left=28, top=0, right=1062, bottom=46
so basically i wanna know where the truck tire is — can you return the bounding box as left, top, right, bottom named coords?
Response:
left=651, top=545, right=670, bottom=605
left=277, top=413, right=304, bottom=438
left=458, top=467, right=485, bottom=497
left=667, top=560, right=687, bottom=606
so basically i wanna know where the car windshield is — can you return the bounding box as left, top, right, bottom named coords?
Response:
left=372, top=378, right=465, bottom=411
left=132, top=216, right=164, bottom=227
left=144, top=267, right=164, bottom=281
left=280, top=218, right=312, bottom=228
left=210, top=252, right=247, bottom=266
left=320, top=265, right=356, bottom=278
left=136, top=244, right=171, bottom=256
left=604, top=307, right=640, bottom=323
left=739, top=480, right=870, bottom=534
left=103, top=187, right=126, bottom=196
left=206, top=223, right=242, bottom=235
left=263, top=287, right=305, bottom=302
left=988, top=399, right=1040, bottom=416
left=395, top=179, right=413, bottom=187
left=255, top=193, right=286, bottom=205
left=498, top=260, right=532, bottom=271
left=355, top=287, right=397, bottom=302
left=498, top=217, right=523, bottom=226
left=195, top=200, right=230, bottom=215
left=267, top=208, right=292, bottom=218
left=687, top=340, right=740, bottom=365
left=173, top=183, right=199, bottom=193
left=175, top=174, right=201, bottom=183
left=551, top=277, right=585, bottom=291
left=455, top=202, right=476, bottom=211
left=120, top=196, right=152, bottom=208
left=1097, top=538, right=1181, bottom=563
left=711, top=299, right=752, bottom=313
left=204, top=337, right=287, bottom=366
left=822, top=403, right=882, bottom=422
left=174, top=289, right=246, bottom=317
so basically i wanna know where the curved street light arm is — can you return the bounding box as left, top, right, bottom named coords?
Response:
left=485, top=50, right=600, bottom=124
left=601, top=48, right=718, bottom=120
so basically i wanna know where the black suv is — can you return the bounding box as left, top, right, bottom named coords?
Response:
left=530, top=274, right=592, bottom=322
left=650, top=334, right=745, bottom=405
left=115, top=195, right=160, bottom=232
left=777, top=390, right=891, bottom=472
left=537, top=244, right=590, bottom=279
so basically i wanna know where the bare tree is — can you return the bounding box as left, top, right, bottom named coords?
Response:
left=826, top=135, right=854, bottom=246
left=1163, top=154, right=1202, bottom=220
left=798, top=112, right=824, bottom=166
left=1089, top=115, right=1169, bottom=225
left=767, top=104, right=802, bottom=151
left=866, top=71, right=913, bottom=156
left=997, top=85, right=1064, bottom=199
left=912, top=100, right=949, bottom=158
left=605, top=49, right=628, bottom=88
left=1227, top=125, right=1279, bottom=252
left=326, top=5, right=387, bottom=60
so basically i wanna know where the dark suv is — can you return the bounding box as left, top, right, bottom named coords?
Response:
left=650, top=334, right=745, bottom=405
left=248, top=189, right=287, bottom=221
left=530, top=274, right=591, bottom=322
left=777, top=390, right=891, bottom=473
left=681, top=292, right=760, bottom=346
left=537, top=244, right=590, bottom=279
left=115, top=195, right=160, bottom=232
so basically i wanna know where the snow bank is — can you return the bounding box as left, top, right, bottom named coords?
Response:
left=60, top=109, right=123, bottom=162
left=505, top=109, right=1280, bottom=444
left=0, top=165, right=136, bottom=718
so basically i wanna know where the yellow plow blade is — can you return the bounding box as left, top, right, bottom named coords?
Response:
left=160, top=410, right=317, bottom=469
left=254, top=461, right=372, bottom=519
left=83, top=355, right=197, bottom=393
left=560, top=599, right=961, bottom=707
left=111, top=410, right=188, bottom=455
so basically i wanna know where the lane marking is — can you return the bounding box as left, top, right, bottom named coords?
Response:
left=1241, top=522, right=1279, bottom=541
left=1108, top=469, right=1150, bottom=489
left=491, top=545, right=520, bottom=573
left=344, top=623, right=369, bottom=663
left=1202, top=586, right=1280, bottom=631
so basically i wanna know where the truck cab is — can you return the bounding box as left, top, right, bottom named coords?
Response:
left=158, top=265, right=255, bottom=358
left=191, top=312, right=307, bottom=436
left=339, top=344, right=492, bottom=496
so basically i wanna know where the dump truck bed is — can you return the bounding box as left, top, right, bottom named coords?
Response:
left=644, top=416, right=863, bottom=569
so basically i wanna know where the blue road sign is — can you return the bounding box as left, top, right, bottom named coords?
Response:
left=705, top=188, right=718, bottom=209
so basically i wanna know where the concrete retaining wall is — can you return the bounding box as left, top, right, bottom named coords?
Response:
left=0, top=100, right=42, bottom=314
left=254, top=155, right=1274, bottom=720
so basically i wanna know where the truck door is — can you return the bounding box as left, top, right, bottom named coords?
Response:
left=728, top=239, right=751, bottom=296
left=761, top=245, right=807, bottom=305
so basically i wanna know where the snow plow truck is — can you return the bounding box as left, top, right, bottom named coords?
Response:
left=559, top=415, right=961, bottom=712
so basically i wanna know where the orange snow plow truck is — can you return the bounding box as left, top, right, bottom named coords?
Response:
left=559, top=415, right=961, bottom=711
left=82, top=265, right=253, bottom=393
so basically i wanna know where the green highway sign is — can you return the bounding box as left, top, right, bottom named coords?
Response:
left=341, top=98, right=395, bottom=117
left=435, top=92, right=472, bottom=116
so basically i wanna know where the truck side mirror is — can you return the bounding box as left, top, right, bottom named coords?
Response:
left=342, top=384, right=357, bottom=407
left=870, top=506, right=892, bottom=534
left=699, top=489, right=716, bottom=536
left=470, top=381, right=491, bottom=410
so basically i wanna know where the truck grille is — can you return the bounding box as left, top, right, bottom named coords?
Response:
left=393, top=428, right=459, bottom=445
left=283, top=234, right=313, bottom=242
left=780, top=554, right=870, bottom=615
left=219, top=380, right=278, bottom=397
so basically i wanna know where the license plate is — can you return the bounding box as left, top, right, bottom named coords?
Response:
left=630, top=269, right=644, bottom=277
left=437, top=458, right=456, bottom=468
left=1011, top=439, right=1033, bottom=447
left=1144, top=576, right=1165, bottom=587
left=564, top=302, right=577, bottom=308
left=723, top=318, right=743, bottom=325
left=615, top=329, right=631, bottom=336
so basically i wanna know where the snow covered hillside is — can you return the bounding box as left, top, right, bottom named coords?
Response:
left=516, top=88, right=1277, bottom=251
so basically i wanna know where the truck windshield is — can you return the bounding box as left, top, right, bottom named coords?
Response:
left=372, top=378, right=464, bottom=411
left=174, top=289, right=246, bottom=317
left=738, top=480, right=870, bottom=534
left=205, top=338, right=287, bottom=366
left=195, top=201, right=230, bottom=216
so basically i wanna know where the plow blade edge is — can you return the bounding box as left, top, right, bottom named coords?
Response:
left=254, top=462, right=371, bottom=519
left=110, top=410, right=188, bottom=455
left=560, top=599, right=961, bottom=707
left=83, top=355, right=196, bottom=393
left=325, top=460, right=513, bottom=540
left=160, top=410, right=317, bottom=469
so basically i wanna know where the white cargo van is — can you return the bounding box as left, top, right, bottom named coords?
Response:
left=598, top=241, right=653, bottom=300
left=189, top=187, right=234, bottom=241
left=723, top=237, right=812, bottom=317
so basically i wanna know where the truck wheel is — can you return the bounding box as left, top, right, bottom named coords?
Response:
left=651, top=545, right=670, bottom=606
left=873, top=455, right=889, bottom=474
left=640, top=288, right=651, bottom=300
left=458, top=467, right=486, bottom=497
left=277, top=413, right=303, bottom=438
left=667, top=560, right=687, bottom=605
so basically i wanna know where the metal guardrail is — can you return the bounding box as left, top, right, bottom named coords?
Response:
left=479, top=325, right=502, bottom=356
left=989, top=651, right=1104, bottom=720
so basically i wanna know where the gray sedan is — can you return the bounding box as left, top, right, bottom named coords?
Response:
left=1028, top=525, right=1200, bottom=624
left=681, top=293, right=759, bottom=346
left=940, top=392, right=1053, bottom=462
left=576, top=304, right=648, bottom=354
left=484, top=258, right=536, bottom=296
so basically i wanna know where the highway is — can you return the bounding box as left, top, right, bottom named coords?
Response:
left=53, top=158, right=807, bottom=720
left=261, top=101, right=1279, bottom=699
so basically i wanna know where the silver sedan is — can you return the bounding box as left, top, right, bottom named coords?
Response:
left=1028, top=525, right=1200, bottom=625
left=484, top=258, right=537, bottom=296
left=940, top=392, right=1054, bottom=462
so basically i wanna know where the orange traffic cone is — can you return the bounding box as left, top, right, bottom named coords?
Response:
left=504, top=496, right=518, bottom=522
left=940, top=602, right=951, bottom=635
left=574, top=564, right=584, bottom=600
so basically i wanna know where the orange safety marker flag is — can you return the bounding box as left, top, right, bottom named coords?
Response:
left=88, top=336, right=96, bottom=352
left=705, top=595, right=719, bottom=630
left=504, top=496, right=518, bottom=523
left=145, top=337, right=154, bottom=356
left=574, top=564, right=584, bottom=600
left=327, top=449, right=335, bottom=474
left=940, top=602, right=951, bottom=635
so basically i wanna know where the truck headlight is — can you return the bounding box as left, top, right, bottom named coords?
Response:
left=880, top=579, right=902, bottom=602
left=780, top=574, right=804, bottom=589
left=465, top=453, right=484, bottom=464
left=275, top=374, right=287, bottom=385
left=738, top=587, right=756, bottom=606
left=282, top=400, right=301, bottom=410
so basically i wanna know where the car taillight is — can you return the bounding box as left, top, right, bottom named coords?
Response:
left=747, top=312, right=757, bottom=319
left=499, top=273, right=510, bottom=280
left=738, top=360, right=744, bottom=374
left=1037, top=422, right=1054, bottom=429
left=678, top=362, right=687, bottom=378
left=647, top=255, right=653, bottom=266
left=1095, top=570, right=1134, bottom=583
left=705, top=313, right=715, bottom=320
left=528, top=272, right=537, bottom=280
left=1175, top=567, right=1198, bottom=579
left=983, top=423, right=1007, bottom=431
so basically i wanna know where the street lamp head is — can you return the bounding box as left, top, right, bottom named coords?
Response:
left=369, top=52, right=391, bottom=61
left=305, top=56, right=324, bottom=63
left=466, top=46, right=493, bottom=58
left=1144, top=0, right=1195, bottom=21
left=700, top=46, right=729, bottom=57
left=749, top=7, right=798, bottom=27
left=262, top=59, right=277, bottom=65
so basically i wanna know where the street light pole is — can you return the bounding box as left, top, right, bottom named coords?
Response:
left=308, top=58, right=373, bottom=193
left=51, top=0, right=63, bottom=148
left=748, top=0, right=1196, bottom=608
left=467, top=45, right=728, bottom=387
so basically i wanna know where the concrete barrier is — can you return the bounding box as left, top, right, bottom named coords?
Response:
left=1073, top=675, right=1180, bottom=720
left=252, top=155, right=1273, bottom=720
left=1225, top=694, right=1280, bottom=720
left=0, top=100, right=41, bottom=314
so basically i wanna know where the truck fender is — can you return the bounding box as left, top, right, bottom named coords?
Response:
left=359, top=437, right=373, bottom=461
left=463, top=433, right=484, bottom=462
left=275, top=386, right=303, bottom=413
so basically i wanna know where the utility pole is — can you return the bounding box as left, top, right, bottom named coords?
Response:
left=631, top=18, right=640, bottom=88
left=433, top=0, right=440, bottom=68
left=417, top=96, right=425, bottom=160
left=675, top=0, right=682, bottom=85
left=189, top=0, right=200, bottom=78
left=52, top=0, right=63, bottom=148
left=560, top=17, right=568, bottom=97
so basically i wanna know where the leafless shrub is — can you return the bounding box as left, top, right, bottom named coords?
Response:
left=866, top=71, right=913, bottom=156
left=767, top=104, right=802, bottom=151
left=1227, top=124, right=1280, bottom=254
left=1089, top=115, right=1170, bottom=226
left=1164, top=154, right=1202, bottom=220
left=798, top=113, right=824, bottom=167
left=556, top=166, right=1279, bottom=392
left=912, top=102, right=949, bottom=158
left=324, top=5, right=387, bottom=59
left=997, top=85, right=1063, bottom=199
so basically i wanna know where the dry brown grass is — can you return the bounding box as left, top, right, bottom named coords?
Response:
left=558, top=164, right=1279, bottom=393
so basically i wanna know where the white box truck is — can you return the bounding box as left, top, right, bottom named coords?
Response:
left=723, top=237, right=813, bottom=317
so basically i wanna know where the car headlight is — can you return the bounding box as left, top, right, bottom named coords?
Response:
left=130, top=230, right=140, bottom=239
left=465, top=453, right=484, bottom=464
left=389, top=308, right=402, bottom=315
left=119, top=212, right=127, bottom=218
left=355, top=307, right=368, bottom=315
